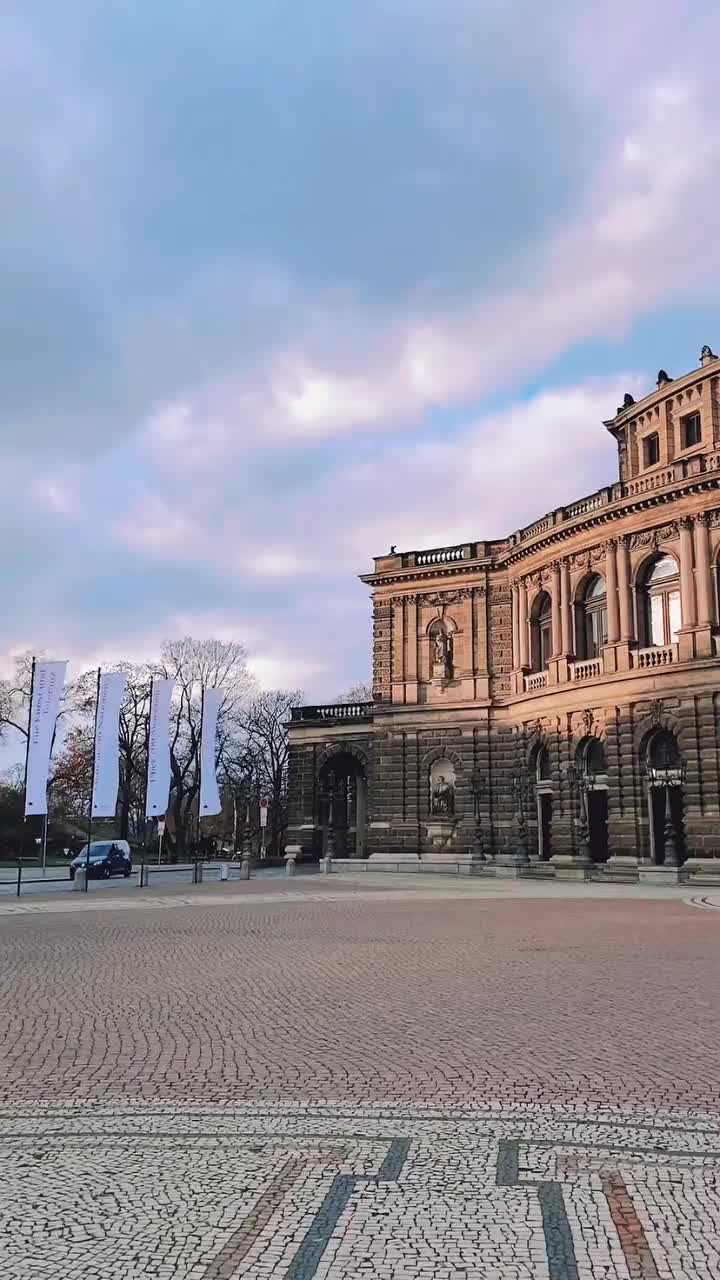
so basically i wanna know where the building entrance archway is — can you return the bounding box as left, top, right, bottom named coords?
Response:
left=575, top=737, right=609, bottom=863
left=318, top=754, right=368, bottom=859
left=645, top=730, right=686, bottom=866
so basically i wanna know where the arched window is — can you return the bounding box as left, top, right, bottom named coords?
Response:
left=575, top=575, right=607, bottom=659
left=648, top=729, right=681, bottom=772
left=535, top=745, right=551, bottom=783
left=531, top=592, right=553, bottom=671
left=639, top=554, right=681, bottom=647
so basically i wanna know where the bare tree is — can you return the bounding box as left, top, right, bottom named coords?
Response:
left=240, top=689, right=299, bottom=856
left=336, top=680, right=373, bottom=704
left=157, top=638, right=256, bottom=856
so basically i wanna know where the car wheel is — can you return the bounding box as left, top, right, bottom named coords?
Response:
left=123, top=868, right=131, bottom=878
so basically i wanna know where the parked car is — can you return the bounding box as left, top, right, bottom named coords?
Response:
left=69, top=841, right=132, bottom=880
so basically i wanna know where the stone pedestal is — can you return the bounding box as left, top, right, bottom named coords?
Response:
left=549, top=854, right=593, bottom=881
left=426, top=819, right=457, bottom=849
left=637, top=864, right=681, bottom=885
left=73, top=868, right=86, bottom=892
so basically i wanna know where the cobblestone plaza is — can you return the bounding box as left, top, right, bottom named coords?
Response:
left=1, top=876, right=719, bottom=1277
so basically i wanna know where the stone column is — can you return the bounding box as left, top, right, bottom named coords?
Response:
left=617, top=537, right=634, bottom=642
left=694, top=515, right=714, bottom=626
left=518, top=580, right=529, bottom=668
left=605, top=540, right=620, bottom=643
left=551, top=563, right=562, bottom=657
left=560, top=560, right=572, bottom=654
left=679, top=518, right=697, bottom=629
left=511, top=584, right=520, bottom=670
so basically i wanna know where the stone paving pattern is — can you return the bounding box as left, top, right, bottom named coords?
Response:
left=0, top=876, right=719, bottom=1276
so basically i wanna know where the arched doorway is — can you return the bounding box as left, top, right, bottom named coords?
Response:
left=575, top=737, right=609, bottom=863
left=531, top=744, right=553, bottom=860
left=318, top=754, right=368, bottom=858
left=645, top=730, right=686, bottom=866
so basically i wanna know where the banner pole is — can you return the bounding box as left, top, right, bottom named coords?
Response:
left=85, top=668, right=101, bottom=893
left=141, top=678, right=155, bottom=886
left=196, top=686, right=204, bottom=872
left=20, top=657, right=36, bottom=872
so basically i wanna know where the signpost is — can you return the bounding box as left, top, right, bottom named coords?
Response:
left=157, top=817, right=166, bottom=864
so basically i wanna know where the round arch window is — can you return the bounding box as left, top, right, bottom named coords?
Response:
left=640, top=554, right=681, bottom=647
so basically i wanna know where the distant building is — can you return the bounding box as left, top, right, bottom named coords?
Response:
left=287, top=346, right=720, bottom=881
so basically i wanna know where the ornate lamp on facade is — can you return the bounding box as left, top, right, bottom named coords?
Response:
left=647, top=756, right=687, bottom=868
left=321, top=770, right=337, bottom=858
left=470, top=770, right=486, bottom=862
left=511, top=774, right=530, bottom=864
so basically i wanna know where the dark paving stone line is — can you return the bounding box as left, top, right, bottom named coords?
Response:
left=495, top=1138, right=520, bottom=1186
left=376, top=1136, right=410, bottom=1180
left=201, top=1154, right=305, bottom=1280
left=538, top=1182, right=580, bottom=1280
left=2, top=1104, right=718, bottom=1139
left=285, top=1174, right=356, bottom=1280
left=602, top=1171, right=661, bottom=1280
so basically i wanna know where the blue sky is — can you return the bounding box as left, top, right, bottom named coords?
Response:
left=3, top=0, right=720, bottom=710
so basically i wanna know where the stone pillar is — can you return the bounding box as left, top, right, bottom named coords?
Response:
left=617, top=537, right=634, bottom=642
left=518, top=580, right=529, bottom=669
left=551, top=563, right=562, bottom=657
left=694, top=515, right=714, bottom=626
left=560, top=560, right=572, bottom=655
left=511, top=584, right=520, bottom=670
left=679, top=518, right=697, bottom=629
left=605, top=540, right=619, bottom=643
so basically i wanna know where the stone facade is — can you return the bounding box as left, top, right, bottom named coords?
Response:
left=287, top=347, right=720, bottom=878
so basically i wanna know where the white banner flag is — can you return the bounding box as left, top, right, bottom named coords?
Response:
left=199, top=687, right=223, bottom=817
left=91, top=672, right=128, bottom=818
left=145, top=678, right=175, bottom=818
left=25, top=660, right=67, bottom=817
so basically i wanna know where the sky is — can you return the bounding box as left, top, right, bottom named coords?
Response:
left=3, top=1, right=720, bottom=720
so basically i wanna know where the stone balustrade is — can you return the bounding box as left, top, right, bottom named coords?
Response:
left=291, top=703, right=375, bottom=723
left=524, top=671, right=548, bottom=692
left=569, top=658, right=602, bottom=682
left=632, top=645, right=678, bottom=669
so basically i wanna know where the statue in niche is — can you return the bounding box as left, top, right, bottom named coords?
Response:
left=430, top=760, right=456, bottom=816
left=431, top=624, right=453, bottom=678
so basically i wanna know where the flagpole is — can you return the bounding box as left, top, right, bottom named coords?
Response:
left=85, top=668, right=101, bottom=893
left=21, top=657, right=36, bottom=871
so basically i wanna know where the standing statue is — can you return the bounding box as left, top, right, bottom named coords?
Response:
left=431, top=774, right=454, bottom=816
left=432, top=627, right=453, bottom=676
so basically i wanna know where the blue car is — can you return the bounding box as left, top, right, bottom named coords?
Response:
left=70, top=841, right=132, bottom=880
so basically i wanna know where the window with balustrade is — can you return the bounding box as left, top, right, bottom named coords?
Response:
left=575, top=575, right=607, bottom=659
left=638, top=554, right=681, bottom=647
left=530, top=592, right=553, bottom=672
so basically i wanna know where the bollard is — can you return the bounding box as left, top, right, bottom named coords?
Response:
left=139, top=864, right=150, bottom=888
left=73, top=868, right=86, bottom=892
left=193, top=861, right=204, bottom=885
left=239, top=858, right=250, bottom=880
left=321, top=856, right=333, bottom=875
left=285, top=853, right=296, bottom=877
left=220, top=862, right=229, bottom=881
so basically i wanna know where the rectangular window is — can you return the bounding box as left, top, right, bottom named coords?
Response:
left=681, top=411, right=701, bottom=449
left=644, top=433, right=660, bottom=467
left=668, top=590, right=682, bottom=643
left=650, top=594, right=664, bottom=646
